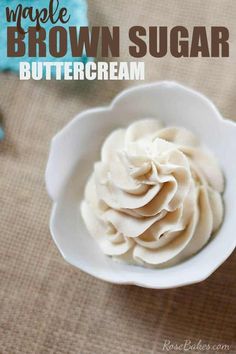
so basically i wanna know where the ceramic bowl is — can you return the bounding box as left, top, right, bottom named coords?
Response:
left=45, top=81, right=236, bottom=288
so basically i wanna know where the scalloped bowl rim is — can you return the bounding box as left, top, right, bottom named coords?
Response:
left=46, top=81, right=236, bottom=289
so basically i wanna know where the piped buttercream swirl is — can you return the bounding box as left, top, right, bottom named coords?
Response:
left=81, top=119, right=224, bottom=267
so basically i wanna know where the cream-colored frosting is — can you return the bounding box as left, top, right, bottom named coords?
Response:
left=81, top=119, right=224, bottom=267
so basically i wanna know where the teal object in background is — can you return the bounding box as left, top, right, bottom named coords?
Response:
left=0, top=0, right=89, bottom=74
left=0, top=126, right=4, bottom=141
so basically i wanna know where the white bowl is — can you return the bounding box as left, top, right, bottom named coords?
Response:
left=45, top=81, right=236, bottom=289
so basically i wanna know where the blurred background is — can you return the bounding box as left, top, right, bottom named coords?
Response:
left=0, top=1, right=235, bottom=353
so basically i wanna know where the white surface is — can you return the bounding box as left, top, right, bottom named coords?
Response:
left=45, top=81, right=236, bottom=288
